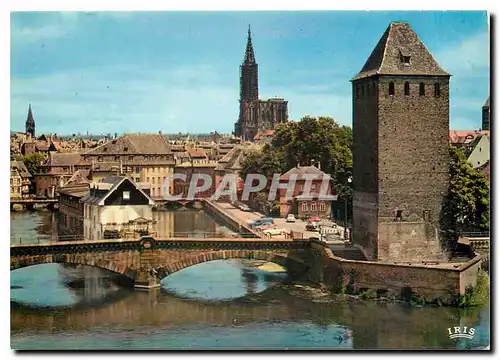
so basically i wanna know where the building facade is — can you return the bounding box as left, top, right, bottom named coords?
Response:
left=234, top=27, right=288, bottom=141
left=10, top=161, right=32, bottom=199
left=351, top=22, right=450, bottom=262
left=278, top=164, right=335, bottom=219
left=82, top=177, right=155, bottom=240
left=82, top=134, right=175, bottom=200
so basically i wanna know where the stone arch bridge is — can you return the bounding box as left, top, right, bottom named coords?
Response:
left=11, top=238, right=318, bottom=288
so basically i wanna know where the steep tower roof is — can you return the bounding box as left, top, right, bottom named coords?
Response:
left=244, top=25, right=256, bottom=65
left=25, top=104, right=35, bottom=137
left=352, top=22, right=449, bottom=81
left=483, top=96, right=490, bottom=108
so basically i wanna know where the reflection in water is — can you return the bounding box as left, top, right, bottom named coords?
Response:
left=10, top=212, right=490, bottom=350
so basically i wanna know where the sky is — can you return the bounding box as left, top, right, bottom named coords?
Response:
left=10, top=11, right=489, bottom=136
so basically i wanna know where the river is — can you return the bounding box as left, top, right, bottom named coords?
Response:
left=10, top=211, right=490, bottom=350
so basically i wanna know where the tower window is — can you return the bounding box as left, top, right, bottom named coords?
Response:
left=419, top=83, right=425, bottom=96
left=388, top=82, right=395, bottom=96
left=396, top=210, right=403, bottom=220
left=404, top=82, right=410, bottom=96
left=434, top=83, right=441, bottom=97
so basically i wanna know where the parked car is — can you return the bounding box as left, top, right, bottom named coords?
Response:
left=263, top=228, right=288, bottom=236
left=238, top=204, right=251, bottom=212
left=249, top=217, right=275, bottom=228
left=307, top=216, right=321, bottom=223
left=305, top=221, right=319, bottom=231
left=286, top=214, right=296, bottom=223
left=255, top=223, right=276, bottom=231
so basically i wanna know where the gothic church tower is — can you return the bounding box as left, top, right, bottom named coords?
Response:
left=25, top=104, right=35, bottom=138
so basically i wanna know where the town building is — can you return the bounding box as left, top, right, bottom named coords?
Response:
left=351, top=22, right=450, bottom=262
left=465, top=134, right=490, bottom=169
left=81, top=176, right=155, bottom=240
left=34, top=152, right=86, bottom=198
left=82, top=134, right=175, bottom=200
left=234, top=26, right=289, bottom=141
left=10, top=160, right=32, bottom=199
left=482, top=96, right=490, bottom=130
left=278, top=164, right=335, bottom=219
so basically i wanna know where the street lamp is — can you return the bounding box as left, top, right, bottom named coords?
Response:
left=344, top=177, right=352, bottom=239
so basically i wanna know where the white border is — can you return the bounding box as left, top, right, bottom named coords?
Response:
left=4, top=2, right=496, bottom=359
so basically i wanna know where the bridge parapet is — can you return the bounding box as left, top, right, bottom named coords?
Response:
left=11, top=237, right=313, bottom=289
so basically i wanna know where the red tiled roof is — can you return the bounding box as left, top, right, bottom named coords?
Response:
left=279, top=165, right=331, bottom=181
left=253, top=130, right=275, bottom=141
left=187, top=148, right=207, bottom=158
left=449, top=130, right=489, bottom=144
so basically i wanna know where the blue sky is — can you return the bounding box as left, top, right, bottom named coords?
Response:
left=10, top=11, right=489, bottom=135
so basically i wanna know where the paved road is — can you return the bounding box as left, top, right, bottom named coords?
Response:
left=216, top=202, right=345, bottom=244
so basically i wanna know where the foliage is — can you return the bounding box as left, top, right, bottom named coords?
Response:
left=16, top=153, right=46, bottom=176
left=441, top=146, right=490, bottom=235
left=458, top=269, right=490, bottom=307
left=240, top=116, right=353, bottom=202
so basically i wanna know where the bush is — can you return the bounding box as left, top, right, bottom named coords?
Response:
left=458, top=269, right=489, bottom=307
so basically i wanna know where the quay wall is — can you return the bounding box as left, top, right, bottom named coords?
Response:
left=203, top=200, right=260, bottom=238
left=309, top=240, right=484, bottom=304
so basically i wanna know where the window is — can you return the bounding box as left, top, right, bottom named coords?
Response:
left=402, top=55, right=411, bottom=64
left=360, top=85, right=364, bottom=97
left=152, top=178, right=155, bottom=184
left=311, top=184, right=317, bottom=192
left=103, top=147, right=107, bottom=152
left=311, top=202, right=317, bottom=212
left=419, top=83, right=425, bottom=96
left=434, top=83, right=441, bottom=97
left=404, top=82, right=410, bottom=96
left=302, top=202, right=308, bottom=212
left=152, top=188, right=155, bottom=197
left=319, top=202, right=326, bottom=212
left=147, top=177, right=150, bottom=183
left=114, top=156, right=120, bottom=161
left=396, top=210, right=403, bottom=219
left=98, top=156, right=103, bottom=162
left=123, top=191, right=130, bottom=200
left=135, top=167, right=140, bottom=173
left=388, top=82, right=395, bottom=96
left=128, top=156, right=134, bottom=161
left=135, top=177, right=140, bottom=183
left=124, top=147, right=128, bottom=152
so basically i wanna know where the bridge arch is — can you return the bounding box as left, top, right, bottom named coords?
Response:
left=155, top=250, right=309, bottom=280
left=10, top=256, right=138, bottom=281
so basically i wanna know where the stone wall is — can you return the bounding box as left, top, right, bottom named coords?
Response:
left=310, top=240, right=483, bottom=304
left=377, top=221, right=444, bottom=262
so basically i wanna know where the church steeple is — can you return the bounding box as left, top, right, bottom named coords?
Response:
left=240, top=25, right=258, bottom=101
left=25, top=104, right=35, bottom=138
left=244, top=25, right=256, bottom=65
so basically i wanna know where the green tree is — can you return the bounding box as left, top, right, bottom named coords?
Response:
left=441, top=145, right=490, bottom=236
left=17, top=153, right=45, bottom=176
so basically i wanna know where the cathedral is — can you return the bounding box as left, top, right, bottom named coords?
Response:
left=234, top=26, right=288, bottom=141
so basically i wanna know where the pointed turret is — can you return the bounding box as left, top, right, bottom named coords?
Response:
left=352, top=22, right=449, bottom=81
left=244, top=25, right=256, bottom=65
left=25, top=104, right=35, bottom=138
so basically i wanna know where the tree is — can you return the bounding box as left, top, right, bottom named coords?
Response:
left=17, top=153, right=46, bottom=176
left=441, top=145, right=490, bottom=236
left=240, top=116, right=353, bottom=216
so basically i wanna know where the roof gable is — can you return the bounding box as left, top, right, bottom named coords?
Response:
left=353, top=22, right=449, bottom=81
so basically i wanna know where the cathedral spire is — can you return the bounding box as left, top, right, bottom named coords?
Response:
left=244, top=24, right=256, bottom=65
left=25, top=104, right=35, bottom=138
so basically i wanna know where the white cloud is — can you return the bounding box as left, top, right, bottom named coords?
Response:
left=10, top=64, right=238, bottom=135
left=11, top=12, right=79, bottom=44
left=435, top=30, right=489, bottom=75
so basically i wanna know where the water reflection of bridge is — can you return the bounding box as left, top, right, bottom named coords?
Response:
left=11, top=286, right=486, bottom=349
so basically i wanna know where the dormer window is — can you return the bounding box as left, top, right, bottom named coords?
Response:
left=399, top=48, right=411, bottom=65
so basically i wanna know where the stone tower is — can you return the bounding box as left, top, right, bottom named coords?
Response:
left=25, top=104, right=35, bottom=138
left=351, top=22, right=450, bottom=262
left=482, top=96, right=490, bottom=130
left=235, top=26, right=259, bottom=140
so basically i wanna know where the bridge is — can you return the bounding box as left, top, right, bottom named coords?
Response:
left=10, top=198, right=58, bottom=211
left=11, top=237, right=313, bottom=288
